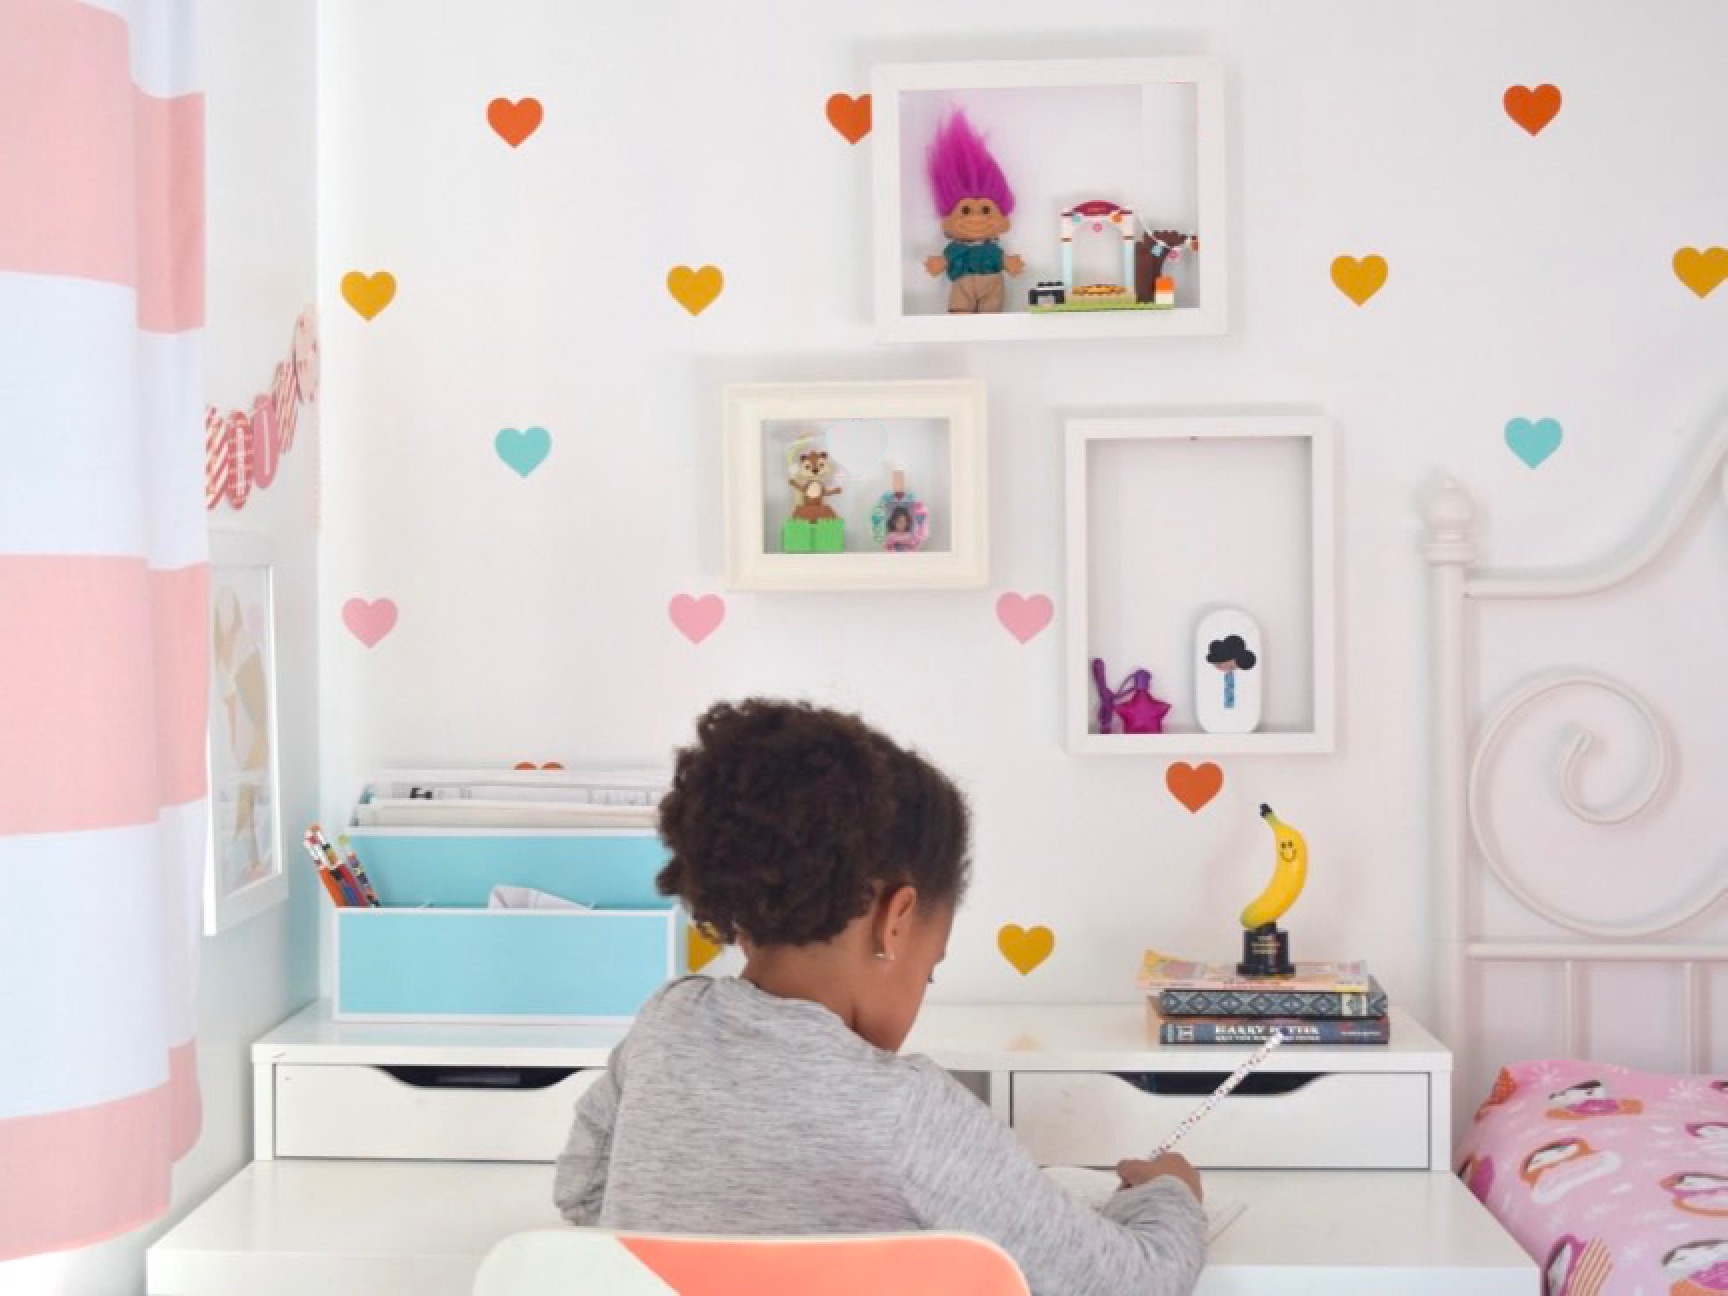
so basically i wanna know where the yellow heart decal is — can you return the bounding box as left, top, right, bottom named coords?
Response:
left=341, top=270, right=397, bottom=320
left=1330, top=254, right=1388, bottom=306
left=687, top=924, right=723, bottom=973
left=997, top=924, right=1055, bottom=976
left=667, top=265, right=724, bottom=316
left=1673, top=247, right=1728, bottom=299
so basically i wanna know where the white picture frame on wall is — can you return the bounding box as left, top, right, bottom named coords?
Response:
left=1064, top=413, right=1336, bottom=755
left=205, top=530, right=288, bottom=933
left=871, top=56, right=1229, bottom=343
left=722, top=379, right=989, bottom=591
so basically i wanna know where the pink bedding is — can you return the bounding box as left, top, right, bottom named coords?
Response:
left=1457, top=1060, right=1728, bottom=1296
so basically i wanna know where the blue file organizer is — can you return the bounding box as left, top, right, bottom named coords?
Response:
left=335, top=828, right=688, bottom=1022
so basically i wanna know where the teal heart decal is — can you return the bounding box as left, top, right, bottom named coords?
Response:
left=495, top=426, right=551, bottom=477
left=1504, top=417, right=1562, bottom=469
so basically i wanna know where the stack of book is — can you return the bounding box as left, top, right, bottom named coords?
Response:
left=1137, top=950, right=1391, bottom=1045
left=353, top=767, right=669, bottom=830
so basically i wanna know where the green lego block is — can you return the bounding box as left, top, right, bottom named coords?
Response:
left=812, top=519, right=844, bottom=553
left=781, top=519, right=814, bottom=553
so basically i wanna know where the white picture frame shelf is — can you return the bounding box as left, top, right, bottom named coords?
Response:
left=722, top=379, right=988, bottom=591
left=871, top=56, right=1228, bottom=343
left=1064, top=414, right=1336, bottom=755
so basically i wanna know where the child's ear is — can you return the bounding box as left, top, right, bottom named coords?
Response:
left=874, top=884, right=920, bottom=959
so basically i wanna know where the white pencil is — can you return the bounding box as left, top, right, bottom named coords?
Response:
left=1148, top=1032, right=1285, bottom=1158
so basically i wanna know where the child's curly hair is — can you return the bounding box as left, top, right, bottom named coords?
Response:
left=656, top=699, right=971, bottom=947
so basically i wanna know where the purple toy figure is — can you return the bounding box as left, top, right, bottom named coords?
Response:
left=923, top=109, right=1024, bottom=314
left=1092, top=658, right=1172, bottom=734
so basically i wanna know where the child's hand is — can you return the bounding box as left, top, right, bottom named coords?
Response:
left=1117, top=1153, right=1204, bottom=1202
left=924, top=255, right=947, bottom=277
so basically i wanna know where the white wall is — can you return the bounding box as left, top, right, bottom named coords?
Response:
left=316, top=0, right=1727, bottom=1086
left=0, top=2, right=320, bottom=1292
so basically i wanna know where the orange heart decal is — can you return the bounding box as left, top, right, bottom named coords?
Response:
left=667, top=265, right=724, bottom=316
left=1330, top=255, right=1387, bottom=306
left=512, top=761, right=566, bottom=771
left=825, top=92, right=872, bottom=144
left=997, top=924, right=1055, bottom=976
left=1674, top=247, right=1728, bottom=299
left=488, top=97, right=544, bottom=148
left=687, top=925, right=723, bottom=973
left=341, top=270, right=396, bottom=320
left=1503, top=84, right=1561, bottom=136
left=1165, top=761, right=1223, bottom=813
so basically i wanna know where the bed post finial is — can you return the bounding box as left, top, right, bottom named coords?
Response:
left=1423, top=476, right=1476, bottom=566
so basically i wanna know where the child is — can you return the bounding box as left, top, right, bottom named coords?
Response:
left=554, top=699, right=1207, bottom=1295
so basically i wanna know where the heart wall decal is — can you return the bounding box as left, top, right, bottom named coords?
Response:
left=669, top=594, right=725, bottom=644
left=1673, top=247, right=1728, bottom=299
left=1503, top=84, right=1562, bottom=135
left=488, top=97, right=543, bottom=147
left=688, top=926, right=723, bottom=973
left=996, top=593, right=1054, bottom=644
left=495, top=426, right=552, bottom=477
left=341, top=271, right=396, bottom=320
left=513, top=762, right=566, bottom=771
left=998, top=924, right=1055, bottom=976
left=1330, top=255, right=1387, bottom=305
left=342, top=597, right=398, bottom=648
left=825, top=93, right=872, bottom=144
left=666, top=265, right=724, bottom=316
left=1166, top=762, right=1223, bottom=813
left=1505, top=417, right=1563, bottom=469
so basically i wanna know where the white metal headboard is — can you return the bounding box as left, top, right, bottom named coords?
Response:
left=1424, top=426, right=1728, bottom=1126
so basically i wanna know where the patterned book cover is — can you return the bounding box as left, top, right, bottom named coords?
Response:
left=1157, top=976, right=1389, bottom=1020
left=1157, top=1015, right=1391, bottom=1045
left=1137, top=949, right=1372, bottom=995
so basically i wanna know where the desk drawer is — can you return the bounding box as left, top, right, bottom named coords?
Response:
left=274, top=1063, right=600, bottom=1161
left=1011, top=1071, right=1429, bottom=1170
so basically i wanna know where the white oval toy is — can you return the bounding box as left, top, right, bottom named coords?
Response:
left=1195, top=608, right=1263, bottom=734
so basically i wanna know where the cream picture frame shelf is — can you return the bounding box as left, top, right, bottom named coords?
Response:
left=1064, top=414, right=1336, bottom=755
left=722, top=379, right=988, bottom=592
left=872, top=56, right=1229, bottom=343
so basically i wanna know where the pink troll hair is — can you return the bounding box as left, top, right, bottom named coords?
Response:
left=925, top=108, right=1015, bottom=218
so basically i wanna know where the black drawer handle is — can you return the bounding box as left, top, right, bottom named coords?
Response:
left=1110, top=1072, right=1321, bottom=1097
left=381, top=1065, right=581, bottom=1090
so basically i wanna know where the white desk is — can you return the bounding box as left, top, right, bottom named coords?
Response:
left=145, top=999, right=1536, bottom=1294
left=147, top=1160, right=1536, bottom=1296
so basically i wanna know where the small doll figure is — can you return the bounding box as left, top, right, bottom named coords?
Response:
left=870, top=468, right=929, bottom=553
left=1091, top=658, right=1171, bottom=734
left=923, top=109, right=1024, bottom=314
left=782, top=436, right=845, bottom=554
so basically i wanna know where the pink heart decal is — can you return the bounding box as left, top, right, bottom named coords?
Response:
left=996, top=592, right=1054, bottom=643
left=669, top=594, right=725, bottom=644
left=342, top=597, right=398, bottom=648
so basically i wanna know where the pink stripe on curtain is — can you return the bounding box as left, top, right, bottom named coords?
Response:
left=0, top=0, right=205, bottom=331
left=0, top=0, right=207, bottom=1263
left=0, top=1042, right=200, bottom=1263
left=0, top=560, right=209, bottom=835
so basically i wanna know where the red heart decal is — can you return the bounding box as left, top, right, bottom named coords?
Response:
left=1165, top=762, right=1223, bottom=813
left=513, top=762, right=566, bottom=771
left=1503, top=84, right=1561, bottom=136
left=488, top=97, right=543, bottom=148
left=825, top=93, right=872, bottom=144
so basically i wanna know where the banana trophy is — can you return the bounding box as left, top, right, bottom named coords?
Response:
left=1237, top=804, right=1308, bottom=977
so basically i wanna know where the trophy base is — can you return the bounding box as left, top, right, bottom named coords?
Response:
left=1237, top=924, right=1294, bottom=978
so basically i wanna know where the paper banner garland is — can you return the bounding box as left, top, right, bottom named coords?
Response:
left=207, top=308, right=319, bottom=512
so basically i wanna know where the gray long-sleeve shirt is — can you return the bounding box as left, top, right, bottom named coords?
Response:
left=554, top=976, right=1206, bottom=1296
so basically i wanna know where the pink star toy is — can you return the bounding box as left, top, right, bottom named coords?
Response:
left=1092, top=658, right=1172, bottom=734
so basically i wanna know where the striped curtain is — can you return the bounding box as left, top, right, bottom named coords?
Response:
left=0, top=0, right=208, bottom=1261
